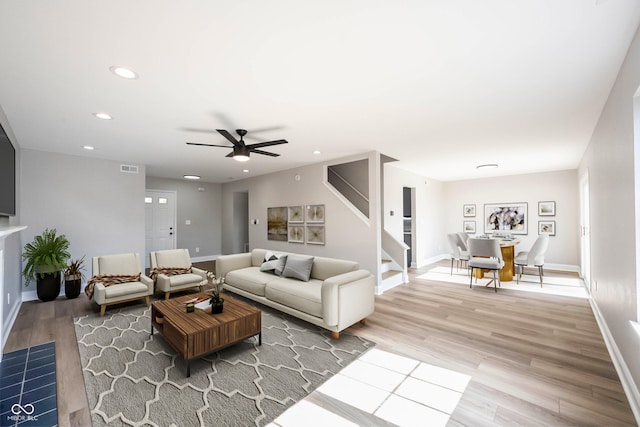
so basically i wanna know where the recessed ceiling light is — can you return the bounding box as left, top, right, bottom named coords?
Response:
left=476, top=163, right=498, bottom=169
left=183, top=175, right=201, bottom=180
left=109, top=66, right=138, bottom=79
left=82, top=145, right=95, bottom=150
left=313, top=150, right=321, bottom=155
left=94, top=112, right=113, bottom=120
left=242, top=169, right=249, bottom=173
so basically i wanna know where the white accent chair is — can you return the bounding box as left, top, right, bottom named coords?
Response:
left=150, top=249, right=206, bottom=299
left=515, top=234, right=550, bottom=286
left=468, top=238, right=505, bottom=292
left=447, top=233, right=469, bottom=275
left=92, top=253, right=153, bottom=316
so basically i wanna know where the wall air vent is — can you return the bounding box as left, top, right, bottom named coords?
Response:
left=120, top=164, right=139, bottom=174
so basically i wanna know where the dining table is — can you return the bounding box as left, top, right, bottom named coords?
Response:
left=473, top=237, right=521, bottom=282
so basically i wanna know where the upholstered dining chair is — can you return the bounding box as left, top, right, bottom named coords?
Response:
left=447, top=233, right=470, bottom=275
left=515, top=234, right=549, bottom=286
left=468, top=238, right=505, bottom=292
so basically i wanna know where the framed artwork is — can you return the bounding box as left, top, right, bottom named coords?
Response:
left=288, top=205, right=304, bottom=223
left=484, top=202, right=528, bottom=235
left=538, top=220, right=556, bottom=236
left=267, top=207, right=288, bottom=241
left=463, top=220, right=476, bottom=234
left=306, top=204, right=325, bottom=223
left=288, top=225, right=305, bottom=243
left=538, top=201, right=556, bottom=216
left=306, top=225, right=325, bottom=245
left=463, top=204, right=476, bottom=217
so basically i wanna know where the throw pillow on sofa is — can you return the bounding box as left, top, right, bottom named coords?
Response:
left=260, top=252, right=288, bottom=276
left=282, top=255, right=314, bottom=282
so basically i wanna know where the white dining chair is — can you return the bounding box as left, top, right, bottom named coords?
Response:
left=447, top=233, right=470, bottom=275
left=515, top=234, right=549, bottom=286
left=468, top=238, right=505, bottom=292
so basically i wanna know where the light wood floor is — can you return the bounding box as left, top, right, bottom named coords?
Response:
left=4, top=261, right=636, bottom=426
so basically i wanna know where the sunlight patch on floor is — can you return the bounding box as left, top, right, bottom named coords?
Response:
left=269, top=348, right=471, bottom=427
left=417, top=265, right=588, bottom=299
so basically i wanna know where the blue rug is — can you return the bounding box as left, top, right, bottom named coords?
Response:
left=0, top=342, right=58, bottom=427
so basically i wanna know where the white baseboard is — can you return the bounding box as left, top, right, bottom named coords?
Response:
left=22, top=290, right=37, bottom=302
left=589, top=297, right=640, bottom=425
left=417, top=253, right=449, bottom=268
left=545, top=263, right=579, bottom=273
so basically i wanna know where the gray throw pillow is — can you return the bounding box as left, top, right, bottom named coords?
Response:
left=282, top=255, right=314, bottom=282
left=260, top=253, right=287, bottom=276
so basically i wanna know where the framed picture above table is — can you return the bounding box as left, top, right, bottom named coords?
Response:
left=484, top=202, right=528, bottom=235
left=538, top=201, right=556, bottom=216
left=538, top=220, right=556, bottom=236
left=463, top=204, right=476, bottom=217
left=463, top=220, right=476, bottom=234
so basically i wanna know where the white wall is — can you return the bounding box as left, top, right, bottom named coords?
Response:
left=383, top=164, right=446, bottom=267
left=145, top=177, right=222, bottom=259
left=221, top=152, right=380, bottom=277
left=578, top=22, right=640, bottom=416
left=20, top=149, right=146, bottom=297
left=442, top=169, right=579, bottom=268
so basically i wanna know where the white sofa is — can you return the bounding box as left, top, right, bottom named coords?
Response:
left=150, top=249, right=207, bottom=299
left=216, top=249, right=375, bottom=339
left=91, top=253, right=154, bottom=316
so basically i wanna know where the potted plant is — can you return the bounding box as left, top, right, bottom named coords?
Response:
left=22, top=228, right=71, bottom=302
left=64, top=256, right=85, bottom=299
left=205, top=271, right=225, bottom=314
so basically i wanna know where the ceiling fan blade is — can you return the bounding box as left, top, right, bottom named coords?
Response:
left=246, top=125, right=285, bottom=134
left=181, top=127, right=217, bottom=133
left=252, top=149, right=280, bottom=157
left=186, top=142, right=233, bottom=148
left=216, top=129, right=240, bottom=146
left=225, top=152, right=234, bottom=158
left=246, top=139, right=288, bottom=149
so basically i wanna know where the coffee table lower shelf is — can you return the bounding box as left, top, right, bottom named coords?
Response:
left=150, top=293, right=262, bottom=377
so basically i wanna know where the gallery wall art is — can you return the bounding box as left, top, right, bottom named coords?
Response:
left=269, top=204, right=326, bottom=244
left=267, top=206, right=288, bottom=241
left=484, top=202, right=528, bottom=235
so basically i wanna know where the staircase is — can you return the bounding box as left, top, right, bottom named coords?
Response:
left=379, top=258, right=404, bottom=294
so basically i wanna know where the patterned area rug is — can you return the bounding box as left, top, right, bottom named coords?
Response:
left=74, top=299, right=374, bottom=427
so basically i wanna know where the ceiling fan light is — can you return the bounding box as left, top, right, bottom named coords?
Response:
left=233, top=146, right=250, bottom=162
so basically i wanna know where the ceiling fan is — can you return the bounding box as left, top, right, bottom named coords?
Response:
left=186, top=129, right=288, bottom=162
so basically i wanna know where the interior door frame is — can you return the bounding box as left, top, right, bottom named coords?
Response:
left=145, top=189, right=178, bottom=265
left=579, top=171, right=591, bottom=291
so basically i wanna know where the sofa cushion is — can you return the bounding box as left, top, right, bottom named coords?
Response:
left=167, top=273, right=203, bottom=286
left=104, top=281, right=148, bottom=298
left=310, top=257, right=358, bottom=280
left=225, top=267, right=276, bottom=296
left=265, top=277, right=323, bottom=317
left=98, top=254, right=139, bottom=275
left=155, top=249, right=191, bottom=269
left=282, top=255, right=314, bottom=282
left=260, top=252, right=288, bottom=276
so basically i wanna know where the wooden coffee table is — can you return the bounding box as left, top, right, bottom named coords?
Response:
left=150, top=292, right=261, bottom=377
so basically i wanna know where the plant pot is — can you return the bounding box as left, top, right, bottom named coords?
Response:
left=37, top=272, right=61, bottom=302
left=64, top=274, right=81, bottom=299
left=211, top=304, right=224, bottom=314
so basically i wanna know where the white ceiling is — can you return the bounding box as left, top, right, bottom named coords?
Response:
left=1, top=1, right=639, bottom=183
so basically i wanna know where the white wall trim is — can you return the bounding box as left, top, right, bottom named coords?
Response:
left=22, top=290, right=37, bottom=302
left=589, top=297, right=640, bottom=425
left=418, top=253, right=449, bottom=268
left=545, top=263, right=579, bottom=272
left=191, top=254, right=220, bottom=263
left=2, top=297, right=22, bottom=351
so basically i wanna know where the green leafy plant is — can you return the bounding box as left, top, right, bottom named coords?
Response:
left=64, top=255, right=86, bottom=281
left=22, top=228, right=71, bottom=286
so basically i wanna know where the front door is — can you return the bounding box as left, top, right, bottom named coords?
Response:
left=145, top=190, right=177, bottom=268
